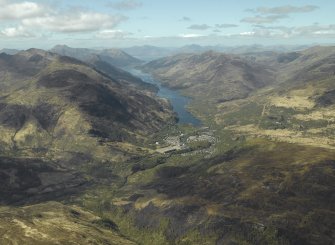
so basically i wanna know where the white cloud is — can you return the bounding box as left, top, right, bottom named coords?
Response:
left=215, top=24, right=238, bottom=28
left=235, top=24, right=335, bottom=39
left=0, top=1, right=128, bottom=38
left=239, top=31, right=255, bottom=36
left=179, top=33, right=205, bottom=38
left=295, top=24, right=335, bottom=37
left=22, top=12, right=127, bottom=33
left=313, top=30, right=335, bottom=35
left=242, top=5, right=319, bottom=26
left=256, top=5, right=319, bottom=15
left=96, top=29, right=132, bottom=39
left=107, top=0, right=142, bottom=10
left=0, top=1, right=46, bottom=20
left=241, top=15, right=287, bottom=24
left=188, top=24, right=211, bottom=30
left=0, top=25, right=34, bottom=37
left=179, top=16, right=191, bottom=22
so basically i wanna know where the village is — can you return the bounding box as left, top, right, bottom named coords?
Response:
left=155, top=127, right=218, bottom=156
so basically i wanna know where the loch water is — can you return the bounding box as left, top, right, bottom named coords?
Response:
left=128, top=69, right=201, bottom=126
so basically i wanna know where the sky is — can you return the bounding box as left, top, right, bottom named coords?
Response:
left=0, top=0, right=334, bottom=49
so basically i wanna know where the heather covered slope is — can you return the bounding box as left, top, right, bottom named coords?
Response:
left=141, top=51, right=276, bottom=103
left=0, top=201, right=136, bottom=244
left=0, top=49, right=176, bottom=161
left=82, top=137, right=334, bottom=245
left=213, top=46, right=335, bottom=150
left=107, top=46, right=335, bottom=244
left=0, top=49, right=178, bottom=244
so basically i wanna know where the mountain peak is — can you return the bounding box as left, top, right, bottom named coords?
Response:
left=18, top=48, right=56, bottom=59
left=51, top=45, right=143, bottom=68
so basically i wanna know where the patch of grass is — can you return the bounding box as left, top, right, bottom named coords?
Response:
left=187, top=140, right=212, bottom=151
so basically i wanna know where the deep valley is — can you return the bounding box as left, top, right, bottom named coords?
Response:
left=0, top=44, right=334, bottom=245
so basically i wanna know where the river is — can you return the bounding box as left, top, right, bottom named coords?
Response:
left=128, top=69, right=201, bottom=126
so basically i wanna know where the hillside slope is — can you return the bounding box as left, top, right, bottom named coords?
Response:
left=51, top=45, right=153, bottom=91
left=0, top=201, right=135, bottom=244
left=141, top=51, right=276, bottom=103
left=90, top=46, right=335, bottom=245
left=0, top=49, right=175, bottom=161
left=0, top=49, right=177, bottom=244
left=212, top=46, right=335, bottom=149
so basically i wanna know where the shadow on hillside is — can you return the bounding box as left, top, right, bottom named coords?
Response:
left=0, top=156, right=90, bottom=206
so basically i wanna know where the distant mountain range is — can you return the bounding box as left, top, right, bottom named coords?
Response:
left=122, top=44, right=312, bottom=61
left=0, top=48, right=20, bottom=55
left=51, top=45, right=143, bottom=68
left=50, top=45, right=156, bottom=91
left=0, top=44, right=313, bottom=62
